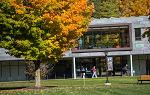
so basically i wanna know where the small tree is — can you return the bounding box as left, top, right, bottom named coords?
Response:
left=0, top=0, right=93, bottom=87
left=25, top=61, right=54, bottom=80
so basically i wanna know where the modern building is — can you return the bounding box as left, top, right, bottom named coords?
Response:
left=62, top=16, right=150, bottom=79
left=0, top=16, right=150, bottom=81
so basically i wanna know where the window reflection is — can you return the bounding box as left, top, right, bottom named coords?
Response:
left=76, top=25, right=130, bottom=50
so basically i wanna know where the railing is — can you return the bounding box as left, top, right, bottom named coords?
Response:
left=72, top=42, right=131, bottom=52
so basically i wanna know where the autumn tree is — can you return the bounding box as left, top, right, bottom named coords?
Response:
left=118, top=0, right=150, bottom=16
left=0, top=0, right=93, bottom=87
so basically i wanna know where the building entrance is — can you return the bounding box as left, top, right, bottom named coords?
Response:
left=75, top=56, right=128, bottom=78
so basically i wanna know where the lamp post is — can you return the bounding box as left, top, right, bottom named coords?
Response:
left=104, top=51, right=111, bottom=86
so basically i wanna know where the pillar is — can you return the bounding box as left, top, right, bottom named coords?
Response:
left=130, top=54, right=133, bottom=76
left=73, top=57, right=76, bottom=79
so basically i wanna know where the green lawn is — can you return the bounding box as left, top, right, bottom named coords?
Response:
left=0, top=77, right=150, bottom=95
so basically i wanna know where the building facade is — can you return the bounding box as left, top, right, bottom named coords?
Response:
left=63, top=16, right=150, bottom=79
left=0, top=48, right=26, bottom=81
left=0, top=16, right=150, bottom=81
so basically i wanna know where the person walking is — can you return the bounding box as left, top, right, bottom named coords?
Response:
left=122, top=64, right=128, bottom=76
left=91, top=66, right=97, bottom=78
left=80, top=66, right=86, bottom=78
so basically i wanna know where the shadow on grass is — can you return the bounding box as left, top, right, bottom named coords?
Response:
left=0, top=86, right=27, bottom=90
left=25, top=86, right=58, bottom=90
left=120, top=82, right=137, bottom=84
left=137, top=83, right=150, bottom=85
left=0, top=86, right=58, bottom=90
left=120, top=82, right=150, bottom=85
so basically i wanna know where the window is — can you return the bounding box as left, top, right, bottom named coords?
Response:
left=77, top=25, right=130, bottom=49
left=135, top=28, right=141, bottom=41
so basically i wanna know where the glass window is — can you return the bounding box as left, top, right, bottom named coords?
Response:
left=83, top=32, right=93, bottom=49
left=135, top=28, right=141, bottom=41
left=76, top=25, right=130, bottom=50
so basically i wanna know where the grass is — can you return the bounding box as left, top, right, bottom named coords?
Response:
left=0, top=77, right=150, bottom=95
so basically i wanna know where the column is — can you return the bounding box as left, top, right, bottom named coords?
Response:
left=130, top=54, right=133, bottom=76
left=73, top=57, right=76, bottom=79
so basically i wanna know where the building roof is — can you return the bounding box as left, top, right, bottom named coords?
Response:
left=0, top=48, right=24, bottom=61
left=90, top=16, right=150, bottom=27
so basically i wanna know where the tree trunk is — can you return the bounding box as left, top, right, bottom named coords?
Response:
left=34, top=60, right=41, bottom=88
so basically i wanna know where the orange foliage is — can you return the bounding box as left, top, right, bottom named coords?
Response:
left=118, top=0, right=150, bottom=17
left=15, top=9, right=24, bottom=14
left=10, top=0, right=93, bottom=52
